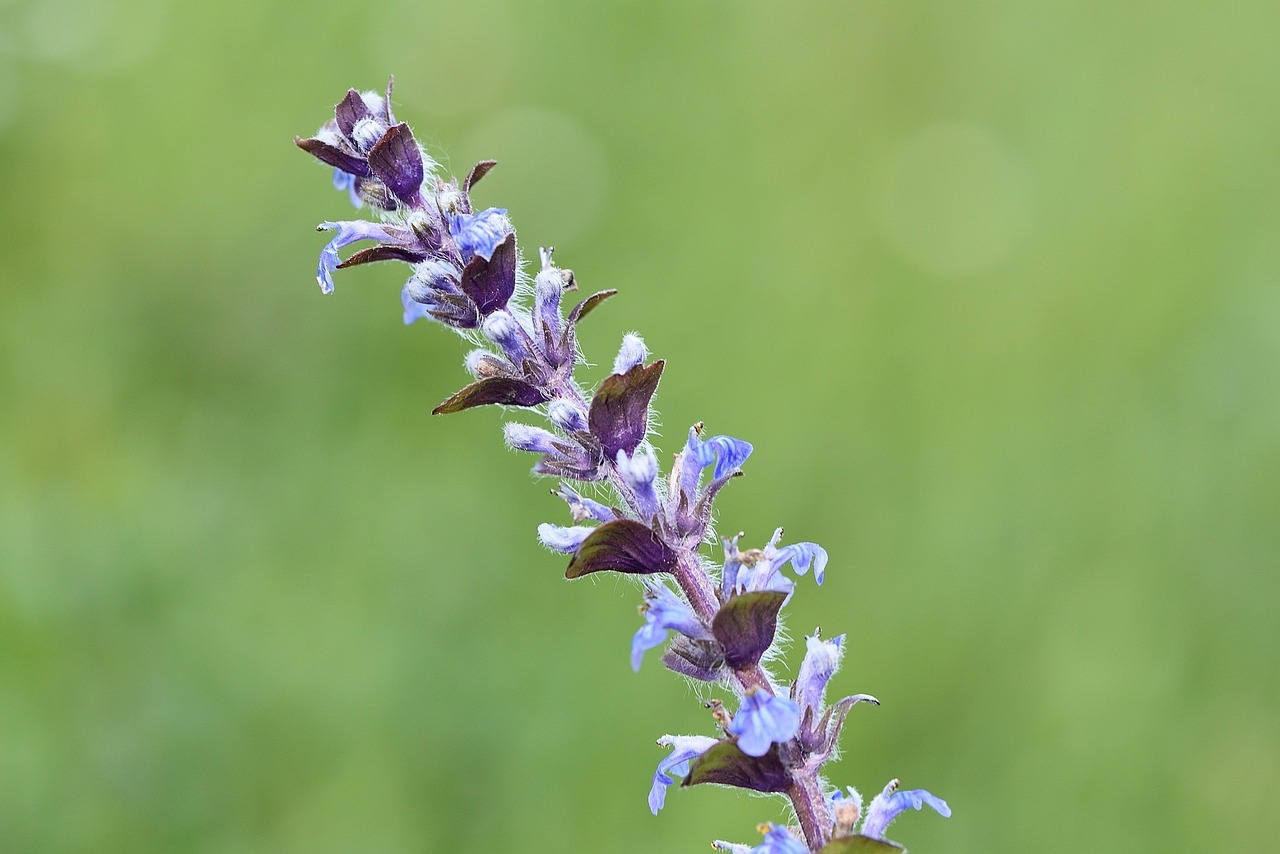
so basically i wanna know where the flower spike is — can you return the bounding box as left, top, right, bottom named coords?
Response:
left=297, top=83, right=950, bottom=854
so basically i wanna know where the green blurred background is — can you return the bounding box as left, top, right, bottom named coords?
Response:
left=2, top=0, right=1277, bottom=851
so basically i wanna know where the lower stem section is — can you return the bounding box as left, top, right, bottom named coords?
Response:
left=788, top=772, right=831, bottom=851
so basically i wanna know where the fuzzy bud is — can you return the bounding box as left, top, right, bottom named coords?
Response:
left=482, top=309, right=531, bottom=364
left=612, top=333, right=648, bottom=375
left=616, top=446, right=660, bottom=520
left=504, top=423, right=560, bottom=454
left=548, top=399, right=587, bottom=432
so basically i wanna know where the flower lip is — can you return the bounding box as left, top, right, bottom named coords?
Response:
left=315, top=220, right=396, bottom=293
left=649, top=735, right=718, bottom=815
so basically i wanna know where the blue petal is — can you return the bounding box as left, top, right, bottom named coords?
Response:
left=315, top=220, right=393, bottom=293
left=332, top=168, right=362, bottom=208
left=631, top=620, right=668, bottom=672
left=795, top=631, right=845, bottom=714
left=861, top=781, right=951, bottom=839
left=631, top=584, right=709, bottom=671
left=690, top=433, right=754, bottom=480
left=504, top=423, right=560, bottom=454
left=449, top=207, right=512, bottom=262
left=750, top=824, right=809, bottom=854
left=728, top=691, right=800, bottom=757
left=649, top=735, right=717, bottom=814
left=770, top=542, right=828, bottom=585
left=401, top=286, right=430, bottom=324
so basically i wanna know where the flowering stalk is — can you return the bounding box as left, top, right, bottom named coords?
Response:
left=296, top=80, right=951, bottom=853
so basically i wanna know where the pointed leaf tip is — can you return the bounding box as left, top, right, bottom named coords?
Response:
left=295, top=136, right=370, bottom=177
left=464, top=159, right=498, bottom=192
left=568, top=289, right=617, bottom=324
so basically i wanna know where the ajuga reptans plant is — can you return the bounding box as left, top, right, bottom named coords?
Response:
left=295, top=80, right=951, bottom=853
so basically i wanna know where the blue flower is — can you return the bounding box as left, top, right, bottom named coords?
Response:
left=316, top=220, right=396, bottom=293
left=750, top=824, right=808, bottom=853
left=861, top=779, right=951, bottom=840
left=768, top=541, right=828, bottom=585
left=728, top=689, right=801, bottom=757
left=649, top=734, right=718, bottom=814
left=449, top=207, right=512, bottom=262
left=632, top=582, right=710, bottom=671
left=685, top=427, right=753, bottom=481
left=795, top=631, right=845, bottom=715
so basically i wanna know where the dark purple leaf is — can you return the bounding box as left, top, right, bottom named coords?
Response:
left=368, top=123, right=424, bottom=204
left=458, top=232, right=516, bottom=315
left=464, top=159, right=498, bottom=193
left=334, top=88, right=371, bottom=138
left=588, top=360, right=664, bottom=460
left=661, top=637, right=725, bottom=682
left=711, top=591, right=787, bottom=670
left=295, top=136, right=369, bottom=176
left=431, top=377, right=549, bottom=415
left=682, top=739, right=790, bottom=793
left=818, top=838, right=905, bottom=854
left=564, top=519, right=677, bottom=580
left=337, top=244, right=426, bottom=269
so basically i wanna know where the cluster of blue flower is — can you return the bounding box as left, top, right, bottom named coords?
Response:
left=297, top=80, right=950, bottom=853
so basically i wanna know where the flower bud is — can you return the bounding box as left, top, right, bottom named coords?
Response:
left=482, top=309, right=531, bottom=364
left=612, top=333, right=648, bottom=375
left=548, top=400, right=587, bottom=432
left=504, top=423, right=559, bottom=454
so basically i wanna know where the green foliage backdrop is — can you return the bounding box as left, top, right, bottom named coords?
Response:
left=1, top=1, right=1277, bottom=851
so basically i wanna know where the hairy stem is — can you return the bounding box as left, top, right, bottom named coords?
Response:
left=788, top=773, right=832, bottom=850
